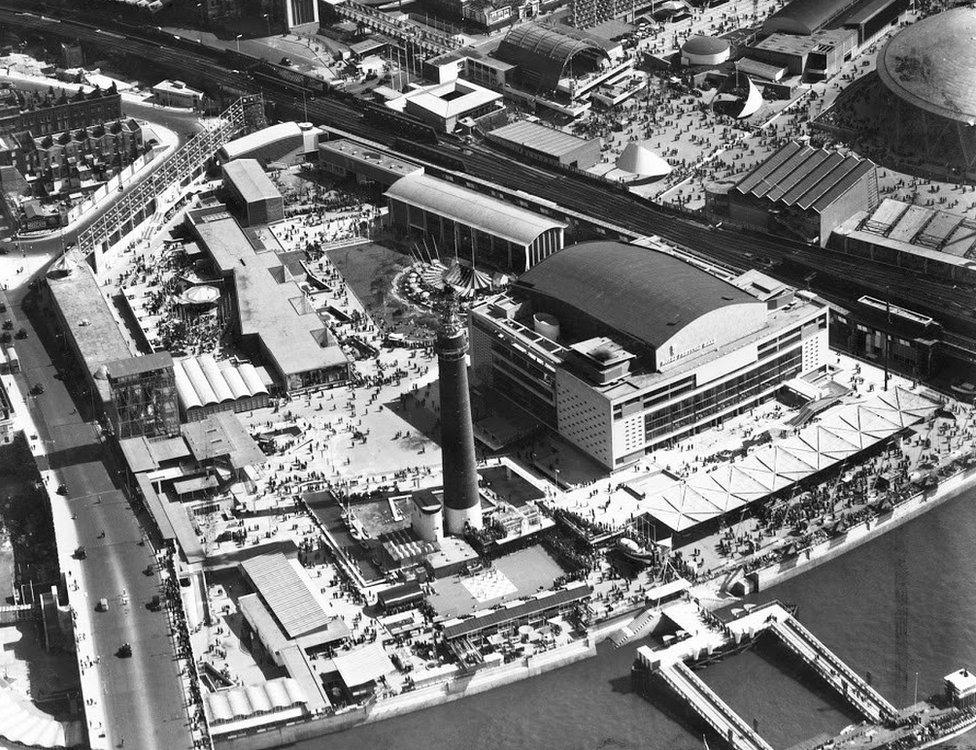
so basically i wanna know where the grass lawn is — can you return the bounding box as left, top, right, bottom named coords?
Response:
left=326, top=242, right=438, bottom=339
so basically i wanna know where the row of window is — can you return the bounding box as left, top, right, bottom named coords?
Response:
left=644, top=349, right=802, bottom=442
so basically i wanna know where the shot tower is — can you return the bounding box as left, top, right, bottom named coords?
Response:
left=436, top=293, right=482, bottom=534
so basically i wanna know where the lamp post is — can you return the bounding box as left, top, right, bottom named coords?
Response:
left=235, top=33, right=243, bottom=53
left=262, top=12, right=271, bottom=37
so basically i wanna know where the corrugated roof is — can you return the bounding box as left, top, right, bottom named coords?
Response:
left=222, top=159, right=282, bottom=205
left=488, top=120, right=594, bottom=158
left=241, top=553, right=334, bottom=640
left=384, top=174, right=565, bottom=247
left=763, top=0, right=855, bottom=34
left=442, top=584, right=592, bottom=640
left=515, top=241, right=759, bottom=352
left=204, top=677, right=307, bottom=725
left=330, top=643, right=396, bottom=688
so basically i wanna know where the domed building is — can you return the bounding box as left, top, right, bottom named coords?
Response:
left=875, top=8, right=976, bottom=177
left=680, top=35, right=731, bottom=66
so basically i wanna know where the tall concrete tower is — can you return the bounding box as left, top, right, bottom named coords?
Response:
left=436, top=294, right=482, bottom=534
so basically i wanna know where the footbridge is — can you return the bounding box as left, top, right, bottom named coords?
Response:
left=655, top=658, right=774, bottom=750
left=769, top=616, right=898, bottom=724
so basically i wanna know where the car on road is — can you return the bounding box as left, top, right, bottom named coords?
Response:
left=117, top=643, right=132, bottom=658
left=97, top=598, right=108, bottom=612
left=73, top=546, right=86, bottom=560
left=29, top=383, right=44, bottom=396
left=56, top=484, right=67, bottom=495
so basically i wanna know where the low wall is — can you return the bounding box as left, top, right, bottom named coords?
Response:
left=213, top=639, right=596, bottom=750
left=751, top=465, right=976, bottom=591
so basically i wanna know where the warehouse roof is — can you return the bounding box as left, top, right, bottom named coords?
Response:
left=47, top=257, right=132, bottom=375
left=441, top=584, right=592, bottom=640
left=732, top=140, right=875, bottom=213
left=222, top=158, right=282, bottom=205
left=515, top=241, right=756, bottom=351
left=241, top=553, right=335, bottom=640
left=495, top=23, right=610, bottom=93
left=220, top=121, right=303, bottom=162
left=385, top=174, right=565, bottom=247
left=180, top=412, right=266, bottom=470
left=488, top=120, right=596, bottom=158
left=762, top=0, right=855, bottom=35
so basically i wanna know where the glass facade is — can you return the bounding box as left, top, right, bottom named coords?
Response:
left=109, top=367, right=180, bottom=439
left=643, top=348, right=802, bottom=443
left=289, top=0, right=317, bottom=25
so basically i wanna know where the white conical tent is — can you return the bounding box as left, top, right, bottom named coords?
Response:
left=616, top=141, right=672, bottom=178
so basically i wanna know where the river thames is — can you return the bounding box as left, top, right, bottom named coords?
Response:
left=303, top=486, right=976, bottom=750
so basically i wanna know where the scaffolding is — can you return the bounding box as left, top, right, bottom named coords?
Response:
left=77, top=95, right=260, bottom=263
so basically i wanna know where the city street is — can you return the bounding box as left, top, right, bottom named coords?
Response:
left=6, top=280, right=194, bottom=750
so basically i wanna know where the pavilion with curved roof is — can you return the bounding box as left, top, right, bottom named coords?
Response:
left=513, top=241, right=763, bottom=364
left=385, top=173, right=566, bottom=272
left=470, top=240, right=830, bottom=469
left=494, top=23, right=611, bottom=93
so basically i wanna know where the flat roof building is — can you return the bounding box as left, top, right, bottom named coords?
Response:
left=151, top=79, right=204, bottom=109
left=318, top=138, right=423, bottom=187
left=187, top=207, right=350, bottom=392
left=221, top=158, right=285, bottom=226
left=385, top=173, right=566, bottom=273
left=744, top=28, right=856, bottom=80
left=487, top=120, right=602, bottom=170
left=829, top=197, right=976, bottom=284
left=239, top=553, right=350, bottom=663
left=470, top=241, right=829, bottom=469
left=705, top=140, right=879, bottom=245
left=392, top=80, right=505, bottom=134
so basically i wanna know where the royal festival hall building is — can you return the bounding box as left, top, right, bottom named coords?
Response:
left=469, top=241, right=829, bottom=470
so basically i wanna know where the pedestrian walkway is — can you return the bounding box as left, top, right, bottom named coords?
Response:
left=769, top=616, right=898, bottom=724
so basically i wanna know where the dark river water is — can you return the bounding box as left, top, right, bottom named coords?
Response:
left=296, top=486, right=976, bottom=750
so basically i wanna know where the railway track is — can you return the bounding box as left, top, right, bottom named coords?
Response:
left=3, top=4, right=974, bottom=345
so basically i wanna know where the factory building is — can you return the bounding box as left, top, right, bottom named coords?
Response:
left=221, top=159, right=285, bottom=226
left=705, top=140, right=879, bottom=245
left=384, top=173, right=566, bottom=273
left=469, top=241, right=829, bottom=470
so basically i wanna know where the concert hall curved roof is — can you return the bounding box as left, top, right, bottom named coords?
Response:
left=494, top=23, right=610, bottom=93
left=876, top=8, right=976, bottom=126
left=514, top=241, right=757, bottom=350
